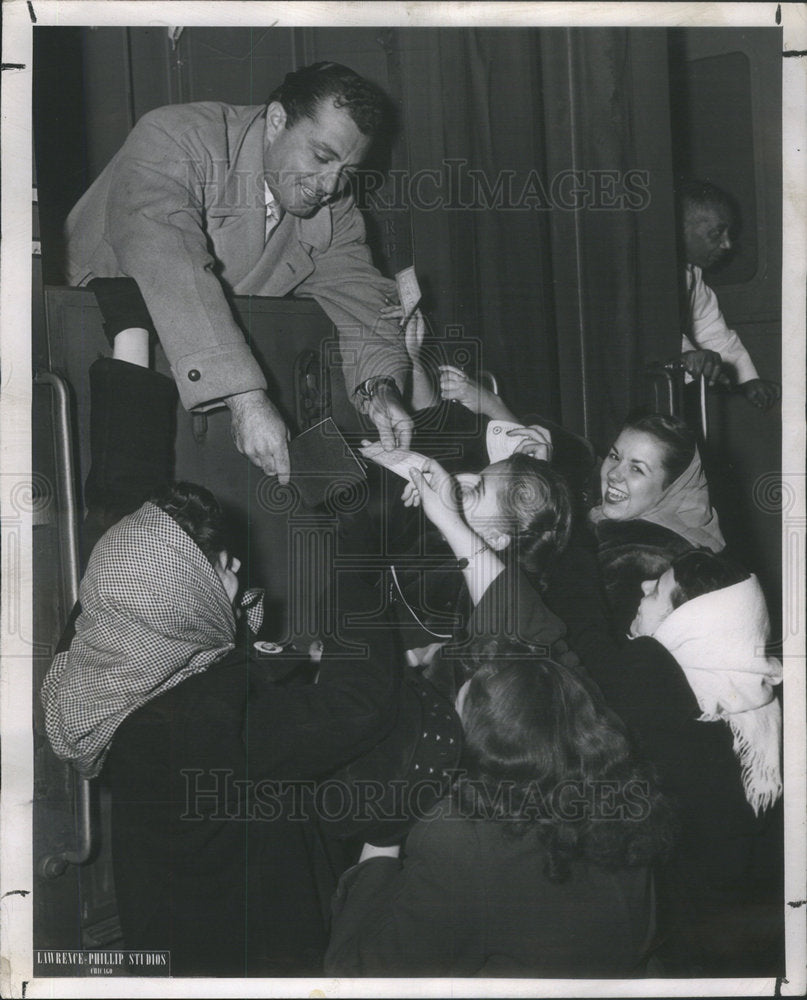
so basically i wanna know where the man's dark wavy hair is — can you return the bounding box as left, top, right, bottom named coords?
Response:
left=149, top=481, right=229, bottom=567
left=267, top=61, right=392, bottom=137
left=455, top=643, right=675, bottom=883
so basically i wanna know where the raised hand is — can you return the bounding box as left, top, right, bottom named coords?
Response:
left=438, top=365, right=485, bottom=413
left=506, top=425, right=553, bottom=462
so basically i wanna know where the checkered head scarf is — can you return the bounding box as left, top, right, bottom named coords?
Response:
left=41, top=501, right=262, bottom=779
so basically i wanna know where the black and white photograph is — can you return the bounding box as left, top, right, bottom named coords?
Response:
left=1, top=2, right=805, bottom=996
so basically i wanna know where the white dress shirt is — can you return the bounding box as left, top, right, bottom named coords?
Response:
left=681, top=264, right=759, bottom=384
left=264, top=182, right=282, bottom=242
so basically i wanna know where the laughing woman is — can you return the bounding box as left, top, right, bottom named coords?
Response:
left=588, top=411, right=725, bottom=635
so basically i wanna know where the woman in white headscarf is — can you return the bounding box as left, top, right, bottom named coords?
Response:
left=586, top=548, right=783, bottom=975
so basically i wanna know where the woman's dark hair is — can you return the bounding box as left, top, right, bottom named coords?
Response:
left=669, top=548, right=749, bottom=610
left=621, top=411, right=697, bottom=488
left=455, top=643, right=674, bottom=883
left=266, top=61, right=392, bottom=138
left=495, top=455, right=573, bottom=578
left=148, top=481, right=229, bottom=567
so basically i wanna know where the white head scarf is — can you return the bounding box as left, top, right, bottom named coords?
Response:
left=652, top=574, right=782, bottom=814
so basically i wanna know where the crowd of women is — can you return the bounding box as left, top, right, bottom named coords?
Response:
left=40, top=303, right=784, bottom=980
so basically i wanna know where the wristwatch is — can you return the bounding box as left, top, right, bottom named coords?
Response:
left=353, top=376, right=399, bottom=410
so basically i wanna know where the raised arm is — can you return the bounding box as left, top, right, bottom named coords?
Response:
left=686, top=266, right=759, bottom=384
left=294, top=192, right=413, bottom=447
left=407, top=459, right=506, bottom=606
left=438, top=365, right=519, bottom=421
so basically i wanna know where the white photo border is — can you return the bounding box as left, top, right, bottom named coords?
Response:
left=2, top=2, right=805, bottom=997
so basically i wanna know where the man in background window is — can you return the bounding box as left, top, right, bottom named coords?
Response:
left=677, top=179, right=781, bottom=411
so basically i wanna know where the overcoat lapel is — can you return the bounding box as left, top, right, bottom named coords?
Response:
left=236, top=215, right=316, bottom=295
left=237, top=199, right=334, bottom=297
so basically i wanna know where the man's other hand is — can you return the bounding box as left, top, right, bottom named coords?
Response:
left=681, top=349, right=730, bottom=387
left=226, top=389, right=291, bottom=482
left=741, top=378, right=781, bottom=411
left=367, top=382, right=413, bottom=451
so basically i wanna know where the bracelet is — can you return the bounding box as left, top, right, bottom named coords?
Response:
left=456, top=543, right=490, bottom=571
left=354, top=376, right=399, bottom=407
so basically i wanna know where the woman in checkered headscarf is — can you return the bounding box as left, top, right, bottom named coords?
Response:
left=41, top=482, right=255, bottom=779
left=41, top=478, right=399, bottom=976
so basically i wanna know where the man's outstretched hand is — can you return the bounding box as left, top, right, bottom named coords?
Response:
left=226, top=389, right=291, bottom=482
left=366, top=381, right=413, bottom=451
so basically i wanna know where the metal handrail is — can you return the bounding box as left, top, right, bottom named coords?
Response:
left=34, top=371, right=81, bottom=605
left=34, top=370, right=93, bottom=876
left=479, top=369, right=499, bottom=397
left=698, top=371, right=709, bottom=442
left=644, top=360, right=677, bottom=414
left=661, top=358, right=709, bottom=442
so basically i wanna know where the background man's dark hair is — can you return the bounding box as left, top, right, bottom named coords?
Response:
left=267, top=61, right=392, bottom=138
left=669, top=548, right=749, bottom=610
left=675, top=177, right=737, bottom=225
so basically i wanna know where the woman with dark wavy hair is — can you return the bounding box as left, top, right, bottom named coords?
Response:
left=325, top=647, right=673, bottom=978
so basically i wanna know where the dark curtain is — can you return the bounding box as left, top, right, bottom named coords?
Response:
left=396, top=28, right=681, bottom=454
left=36, top=25, right=683, bottom=455
left=398, top=30, right=559, bottom=422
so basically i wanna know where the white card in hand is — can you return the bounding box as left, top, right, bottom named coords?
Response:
left=395, top=266, right=422, bottom=318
